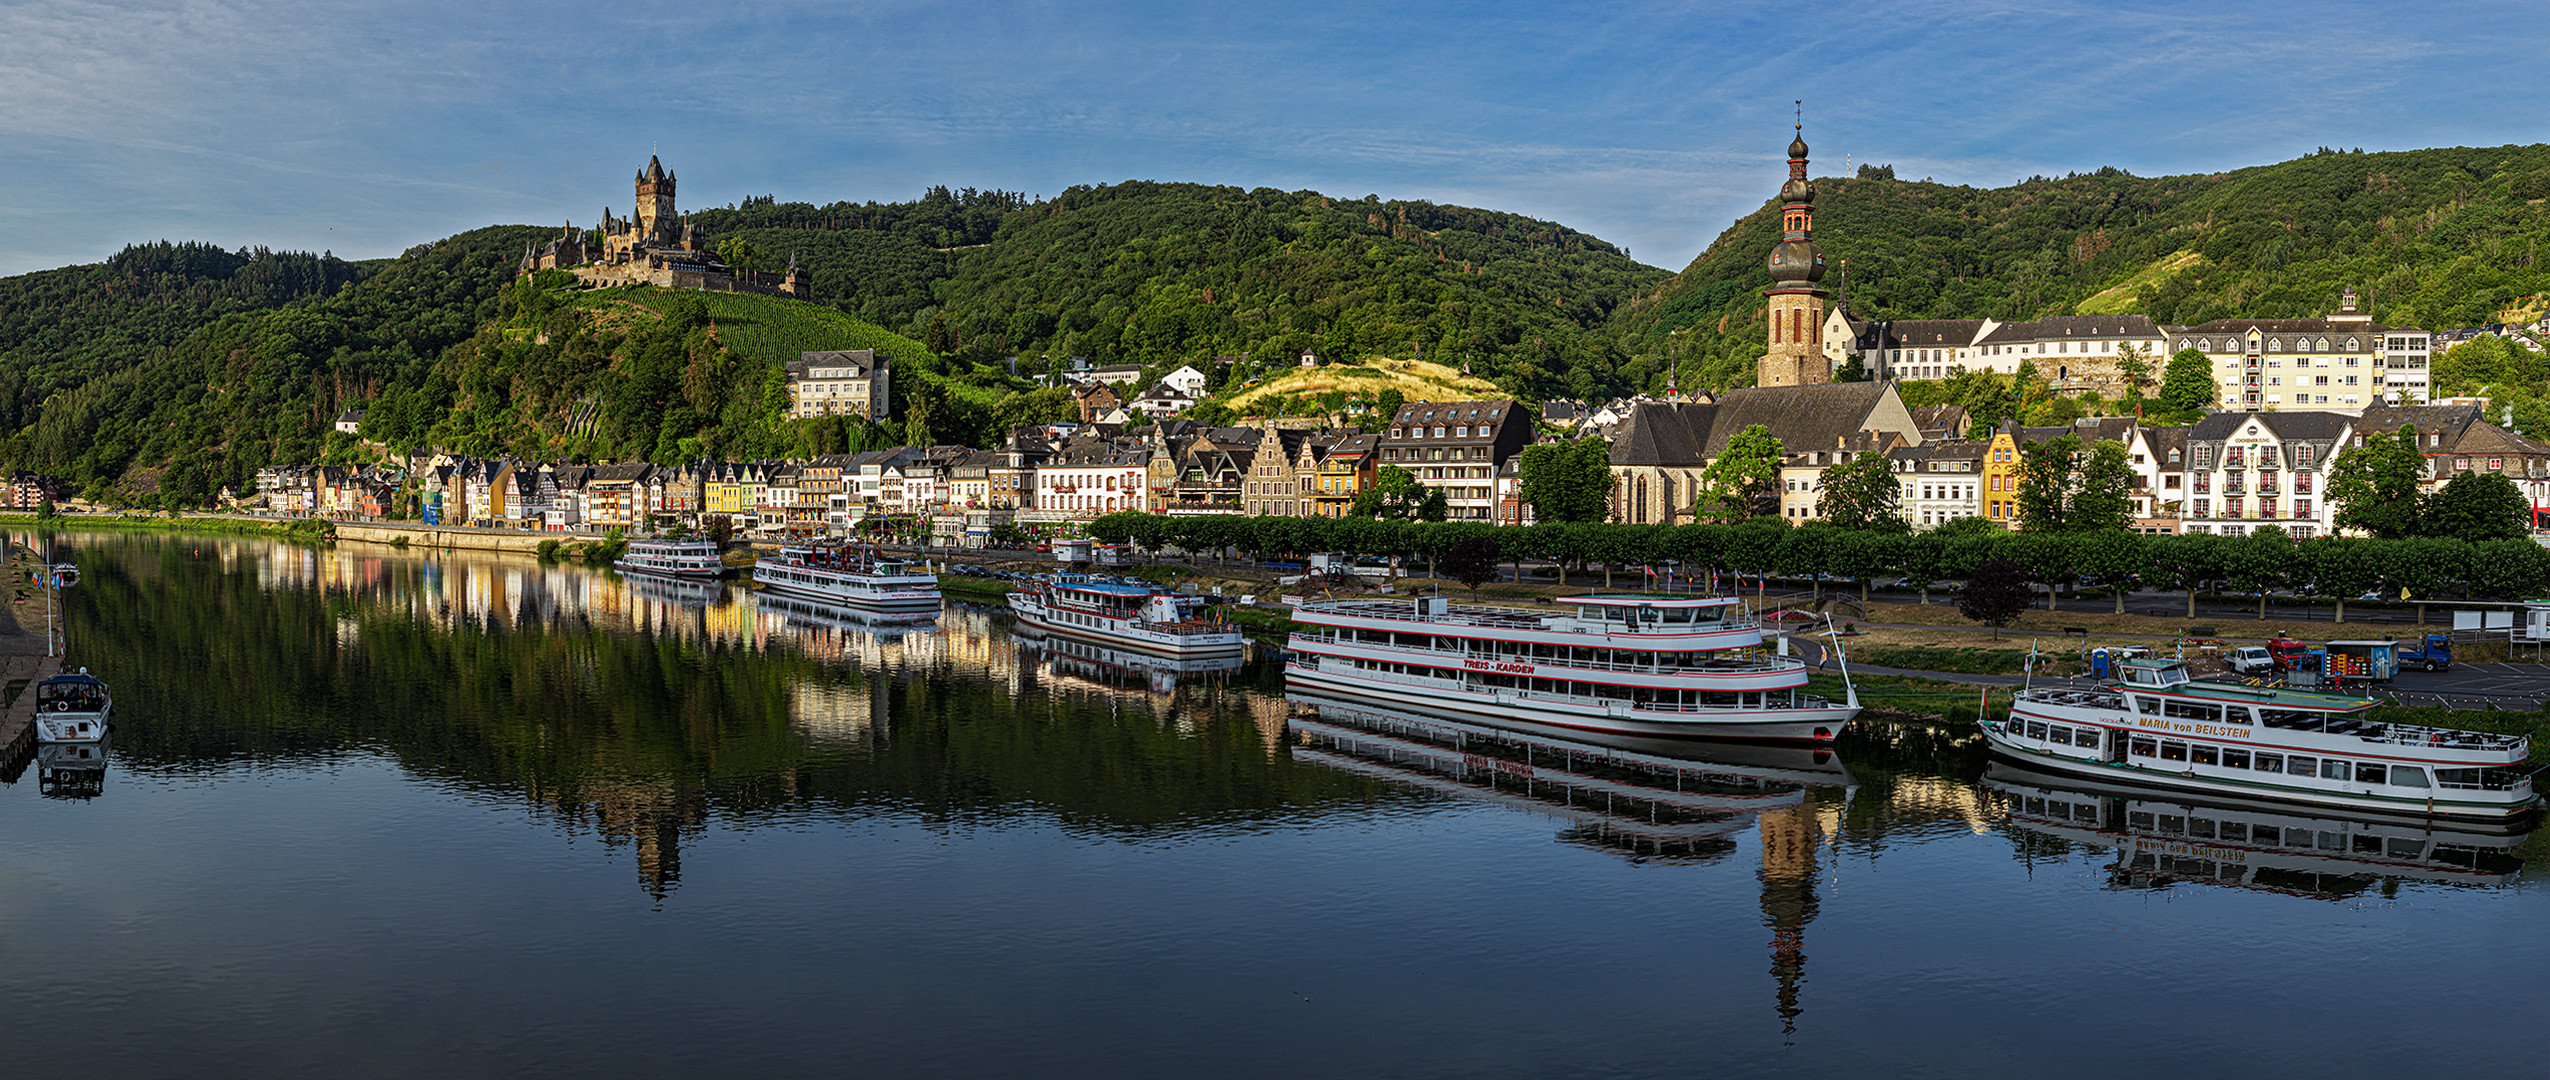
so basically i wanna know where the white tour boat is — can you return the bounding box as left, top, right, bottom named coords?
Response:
left=33, top=669, right=111, bottom=744
left=1284, top=594, right=1858, bottom=743
left=619, top=538, right=725, bottom=579
left=1985, top=657, right=2537, bottom=822
left=1006, top=576, right=1243, bottom=659
left=753, top=544, right=942, bottom=612
left=1985, top=764, right=2528, bottom=893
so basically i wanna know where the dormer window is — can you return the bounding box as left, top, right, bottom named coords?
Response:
left=1454, top=426, right=1468, bottom=437
left=1433, top=427, right=1446, bottom=438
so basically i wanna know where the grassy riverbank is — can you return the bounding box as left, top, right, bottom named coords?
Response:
left=936, top=575, right=1019, bottom=603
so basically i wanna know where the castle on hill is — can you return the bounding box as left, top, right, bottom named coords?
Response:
left=520, top=156, right=810, bottom=299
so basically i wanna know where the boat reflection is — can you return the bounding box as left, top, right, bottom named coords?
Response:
left=752, top=589, right=938, bottom=639
left=1287, top=690, right=1850, bottom=1037
left=1012, top=627, right=1245, bottom=697
left=621, top=570, right=726, bottom=609
left=1984, top=762, right=2529, bottom=896
left=37, top=736, right=108, bottom=800
left=1288, top=690, right=1849, bottom=863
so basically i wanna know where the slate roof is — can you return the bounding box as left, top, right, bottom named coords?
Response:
left=1974, top=315, right=2162, bottom=344
left=1608, top=381, right=1904, bottom=465
left=1865, top=319, right=1989, bottom=350
left=1909, top=404, right=1969, bottom=439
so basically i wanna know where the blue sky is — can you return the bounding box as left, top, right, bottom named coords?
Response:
left=2, top=0, right=2543, bottom=277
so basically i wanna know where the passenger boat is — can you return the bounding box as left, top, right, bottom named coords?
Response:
left=755, top=590, right=938, bottom=637
left=1283, top=594, right=1857, bottom=743
left=753, top=543, right=941, bottom=611
left=618, top=538, right=725, bottom=579
left=1984, top=763, right=2527, bottom=893
left=1006, top=576, right=1243, bottom=659
left=1985, top=657, right=2536, bottom=822
left=37, top=738, right=108, bottom=800
left=33, top=668, right=111, bottom=744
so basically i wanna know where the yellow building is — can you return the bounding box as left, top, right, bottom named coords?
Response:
left=1981, top=430, right=2022, bottom=526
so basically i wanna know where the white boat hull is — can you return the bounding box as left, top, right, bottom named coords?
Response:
left=1008, top=595, right=1243, bottom=659
left=1979, top=722, right=2537, bottom=823
left=1285, top=659, right=1849, bottom=743
left=758, top=577, right=942, bottom=611
left=35, top=710, right=109, bottom=744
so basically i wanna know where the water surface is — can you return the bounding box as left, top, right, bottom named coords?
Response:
left=1, top=532, right=2541, bottom=1078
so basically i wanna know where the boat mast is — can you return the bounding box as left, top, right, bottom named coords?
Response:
left=1821, top=613, right=1859, bottom=710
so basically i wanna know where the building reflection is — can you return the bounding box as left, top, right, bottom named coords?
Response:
left=1983, top=762, right=2528, bottom=898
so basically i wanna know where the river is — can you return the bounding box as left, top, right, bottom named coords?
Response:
left=0, top=531, right=2541, bottom=1078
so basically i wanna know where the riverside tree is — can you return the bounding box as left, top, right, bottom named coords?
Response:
left=2327, top=425, right=2428, bottom=539
left=1695, top=424, right=1782, bottom=522
left=1517, top=436, right=1615, bottom=523
left=2424, top=470, right=2530, bottom=542
left=1959, top=557, right=2031, bottom=636
left=1816, top=450, right=1907, bottom=533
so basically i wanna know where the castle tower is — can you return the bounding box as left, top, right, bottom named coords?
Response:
left=636, top=156, right=678, bottom=246
left=1758, top=119, right=1830, bottom=387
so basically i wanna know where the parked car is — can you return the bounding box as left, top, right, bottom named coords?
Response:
left=2224, top=646, right=2278, bottom=677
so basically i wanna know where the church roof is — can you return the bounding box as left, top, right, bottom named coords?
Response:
left=1608, top=381, right=1904, bottom=465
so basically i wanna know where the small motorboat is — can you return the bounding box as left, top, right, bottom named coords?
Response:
left=33, top=668, right=111, bottom=744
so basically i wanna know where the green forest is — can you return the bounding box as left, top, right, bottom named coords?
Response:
left=1616, top=144, right=2550, bottom=393
left=3, top=143, right=2549, bottom=498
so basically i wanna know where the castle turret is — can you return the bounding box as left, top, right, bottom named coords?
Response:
left=636, top=155, right=678, bottom=246
left=1759, top=114, right=1832, bottom=388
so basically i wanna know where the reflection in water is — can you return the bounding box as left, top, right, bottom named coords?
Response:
left=1984, top=762, right=2527, bottom=897
left=37, top=737, right=108, bottom=799
left=40, top=534, right=1383, bottom=899
left=1287, top=691, right=1854, bottom=1036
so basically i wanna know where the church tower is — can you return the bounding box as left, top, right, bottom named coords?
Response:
left=1758, top=120, right=1830, bottom=387
left=636, top=156, right=678, bottom=246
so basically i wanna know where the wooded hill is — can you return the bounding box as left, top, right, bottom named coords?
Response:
left=6, top=143, right=2550, bottom=500
left=1616, top=144, right=2550, bottom=393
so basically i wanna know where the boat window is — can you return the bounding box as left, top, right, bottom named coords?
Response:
left=2187, top=817, right=2216, bottom=839
left=2390, top=766, right=2428, bottom=788
left=2222, top=748, right=2250, bottom=769
left=2159, top=740, right=2188, bottom=762
left=2191, top=745, right=2219, bottom=766
left=2157, top=814, right=2185, bottom=834
left=2027, top=721, right=2049, bottom=740
left=2354, top=762, right=2387, bottom=784
left=2252, top=753, right=2282, bottom=773
left=2127, top=810, right=2156, bottom=830
left=2257, top=708, right=2322, bottom=729
left=2286, top=755, right=2316, bottom=777
left=2217, top=821, right=2248, bottom=842
left=2025, top=797, right=2046, bottom=815
left=2219, top=706, right=2254, bottom=724
left=2073, top=728, right=2100, bottom=748
left=2321, top=759, right=2349, bottom=780
left=2164, top=700, right=2220, bottom=723
left=2048, top=724, right=2071, bottom=743
left=2130, top=735, right=2158, bottom=757
left=2387, top=837, right=2427, bottom=858
left=2135, top=695, right=2161, bottom=715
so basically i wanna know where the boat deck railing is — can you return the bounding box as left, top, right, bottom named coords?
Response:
left=1294, top=633, right=1799, bottom=676
left=2018, top=687, right=2128, bottom=710
left=1299, top=598, right=1756, bottom=636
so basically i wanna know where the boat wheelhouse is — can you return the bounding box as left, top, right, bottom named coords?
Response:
left=1985, top=658, right=2535, bottom=822
left=33, top=669, right=111, bottom=744
left=753, top=544, right=941, bottom=612
left=1984, top=764, right=2527, bottom=893
left=1006, top=576, right=1242, bottom=658
left=1283, top=594, right=1856, bottom=743
left=619, top=539, right=724, bottom=579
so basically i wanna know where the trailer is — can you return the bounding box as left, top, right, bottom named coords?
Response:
left=2324, top=640, right=2400, bottom=683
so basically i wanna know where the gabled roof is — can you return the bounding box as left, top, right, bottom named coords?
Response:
left=2186, top=410, right=2354, bottom=445
left=1866, top=319, right=1990, bottom=349
left=1973, top=314, right=2162, bottom=344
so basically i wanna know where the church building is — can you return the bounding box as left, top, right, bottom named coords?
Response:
left=1758, top=125, right=1831, bottom=387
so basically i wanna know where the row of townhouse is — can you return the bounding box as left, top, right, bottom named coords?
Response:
left=1837, top=288, right=2435, bottom=413
left=1609, top=382, right=2550, bottom=537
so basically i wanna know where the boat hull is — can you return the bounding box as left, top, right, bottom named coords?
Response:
left=757, top=577, right=943, bottom=611
left=1285, top=661, right=1849, bottom=743
left=1010, top=602, right=1244, bottom=659
left=34, top=710, right=109, bottom=744
left=1979, top=723, right=2539, bottom=823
